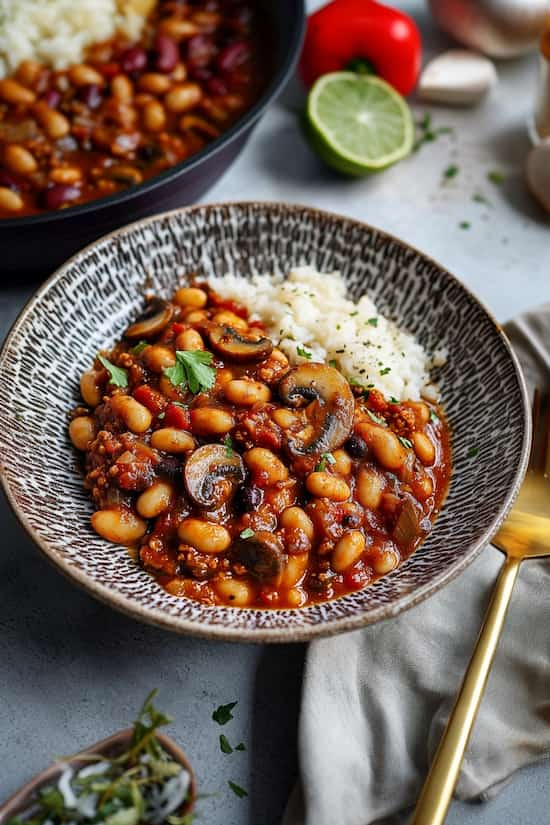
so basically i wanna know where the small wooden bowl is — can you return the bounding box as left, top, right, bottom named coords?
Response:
left=0, top=729, right=196, bottom=824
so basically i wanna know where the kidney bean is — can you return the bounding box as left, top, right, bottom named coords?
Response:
left=153, top=34, right=180, bottom=73
left=0, top=171, right=22, bottom=192
left=217, top=40, right=250, bottom=73
left=43, top=183, right=80, bottom=210
left=78, top=83, right=103, bottom=109
left=206, top=76, right=228, bottom=96
left=42, top=89, right=61, bottom=108
left=120, top=46, right=148, bottom=74
left=186, top=35, right=216, bottom=69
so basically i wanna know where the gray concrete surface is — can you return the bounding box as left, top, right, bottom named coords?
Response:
left=1, top=1, right=549, bottom=822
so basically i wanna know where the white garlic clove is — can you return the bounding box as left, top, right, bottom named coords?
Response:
left=418, top=49, right=498, bottom=106
left=525, top=141, right=550, bottom=212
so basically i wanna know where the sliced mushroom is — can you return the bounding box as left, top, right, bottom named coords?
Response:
left=207, top=324, right=273, bottom=362
left=278, top=363, right=354, bottom=457
left=184, top=444, right=245, bottom=508
left=393, top=497, right=421, bottom=548
left=125, top=297, right=174, bottom=340
left=230, top=531, right=285, bottom=582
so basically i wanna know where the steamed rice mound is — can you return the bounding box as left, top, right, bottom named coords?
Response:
left=208, top=266, right=444, bottom=401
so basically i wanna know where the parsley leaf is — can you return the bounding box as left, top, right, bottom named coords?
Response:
left=164, top=350, right=216, bottom=394
left=235, top=743, right=246, bottom=751
left=97, top=354, right=128, bottom=388
left=430, top=409, right=440, bottom=423
left=389, top=397, right=399, bottom=404
left=443, top=164, right=459, bottom=179
left=467, top=446, right=479, bottom=458
left=129, top=340, right=148, bottom=356
left=459, top=221, right=471, bottom=230
left=223, top=434, right=234, bottom=458
left=366, top=317, right=378, bottom=327
left=239, top=527, right=255, bottom=540
left=328, top=358, right=338, bottom=368
left=296, top=344, right=312, bottom=360
left=228, top=781, right=248, bottom=799
left=379, top=366, right=391, bottom=376
left=398, top=436, right=413, bottom=449
left=487, top=169, right=506, bottom=185
left=315, top=452, right=336, bottom=472
left=366, top=409, right=385, bottom=425
left=220, top=734, right=233, bottom=754
left=213, top=701, right=238, bottom=725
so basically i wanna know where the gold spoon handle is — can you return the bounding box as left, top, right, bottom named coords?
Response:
left=411, top=554, right=522, bottom=825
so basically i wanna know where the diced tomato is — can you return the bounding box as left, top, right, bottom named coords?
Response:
left=367, top=388, right=388, bottom=413
left=164, top=402, right=191, bottom=429
left=133, top=384, right=167, bottom=415
left=171, top=322, right=187, bottom=335
left=98, top=62, right=121, bottom=78
left=343, top=564, right=371, bottom=591
left=208, top=295, right=248, bottom=318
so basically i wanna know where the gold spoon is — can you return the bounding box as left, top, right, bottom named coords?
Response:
left=412, top=390, right=548, bottom=825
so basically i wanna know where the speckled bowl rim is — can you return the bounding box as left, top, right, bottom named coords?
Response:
left=0, top=202, right=532, bottom=643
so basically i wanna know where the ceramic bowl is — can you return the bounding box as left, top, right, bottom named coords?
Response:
left=0, top=203, right=530, bottom=642
left=0, top=729, right=195, bottom=824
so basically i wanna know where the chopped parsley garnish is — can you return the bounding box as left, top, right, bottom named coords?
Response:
left=212, top=701, right=237, bottom=725
left=487, top=170, right=506, bottom=185
left=158, top=412, right=165, bottom=420
left=228, top=781, right=248, bottom=799
left=366, top=317, right=378, bottom=327
left=379, top=366, right=391, bottom=376
left=472, top=192, right=490, bottom=205
left=223, top=434, right=234, bottom=458
left=366, top=409, right=385, bottom=425
left=220, top=734, right=233, bottom=754
left=467, top=446, right=479, bottom=458
left=430, top=409, right=440, bottom=424
left=350, top=310, right=359, bottom=317
left=296, top=344, right=312, bottom=360
left=389, top=396, right=399, bottom=404
left=97, top=354, right=128, bottom=388
left=398, top=436, right=413, bottom=449
left=348, top=376, right=364, bottom=387
left=239, top=527, right=255, bottom=540
left=443, top=164, right=459, bottom=179
left=459, top=221, right=471, bottom=230
left=129, top=340, right=148, bottom=356
left=414, top=114, right=454, bottom=151
left=315, top=452, right=336, bottom=472
left=164, top=350, right=216, bottom=394
left=328, top=358, right=338, bottom=368
left=235, top=743, right=246, bottom=751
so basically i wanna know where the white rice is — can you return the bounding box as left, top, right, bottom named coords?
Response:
left=0, top=0, right=146, bottom=78
left=208, top=266, right=444, bottom=401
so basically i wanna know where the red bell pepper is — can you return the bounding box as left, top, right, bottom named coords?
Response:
left=163, top=402, right=191, bottom=430
left=300, top=0, right=422, bottom=97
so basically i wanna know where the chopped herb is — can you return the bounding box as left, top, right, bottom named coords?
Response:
left=212, top=701, right=237, bottom=725
left=97, top=354, right=128, bottom=388
left=398, top=436, right=413, bottom=449
left=223, top=434, right=234, bottom=458
left=379, top=367, right=391, bottom=376
left=389, top=397, right=399, bottom=404
left=315, top=452, right=336, bottom=472
left=418, top=112, right=432, bottom=131
left=129, top=340, right=148, bottom=356
left=219, top=735, right=233, bottom=754
left=235, top=743, right=246, bottom=752
left=443, top=164, right=459, bottom=179
left=328, top=358, right=338, bottom=368
left=414, top=114, right=453, bottom=151
left=459, top=221, right=471, bottom=230
left=472, top=192, right=490, bottom=205
left=366, top=317, right=378, bottom=327
left=430, top=409, right=440, bottom=424
left=296, top=344, right=312, bottom=360
left=228, top=781, right=248, bottom=799
left=350, top=310, right=359, bottom=317
left=366, top=409, right=385, bottom=425
left=157, top=412, right=166, bottom=420
left=336, top=324, right=341, bottom=331
left=487, top=170, right=506, bottom=185
left=467, top=446, right=479, bottom=458
left=164, top=350, right=216, bottom=394
left=239, top=527, right=255, bottom=540
left=348, top=376, right=364, bottom=387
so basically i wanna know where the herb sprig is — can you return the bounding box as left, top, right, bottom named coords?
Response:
left=97, top=354, right=128, bottom=389
left=164, top=350, right=216, bottom=394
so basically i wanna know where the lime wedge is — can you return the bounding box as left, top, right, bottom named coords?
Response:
left=305, top=72, right=414, bottom=176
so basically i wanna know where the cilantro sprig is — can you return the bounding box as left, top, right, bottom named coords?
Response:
left=296, top=344, right=312, bottom=360
left=97, top=354, right=128, bottom=388
left=315, top=452, right=336, bottom=472
left=164, top=350, right=216, bottom=394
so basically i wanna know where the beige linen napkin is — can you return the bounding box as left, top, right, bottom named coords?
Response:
left=283, top=304, right=550, bottom=825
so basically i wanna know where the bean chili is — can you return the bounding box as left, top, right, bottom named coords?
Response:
left=0, top=0, right=265, bottom=218
left=70, top=281, right=452, bottom=610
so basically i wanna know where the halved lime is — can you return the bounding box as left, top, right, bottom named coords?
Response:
left=305, top=72, right=414, bottom=176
